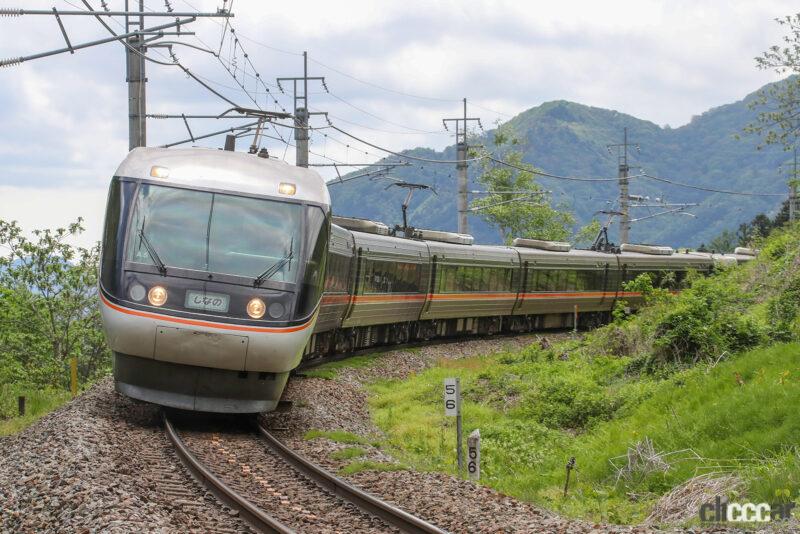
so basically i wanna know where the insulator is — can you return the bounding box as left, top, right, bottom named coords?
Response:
left=0, top=57, right=22, bottom=68
left=150, top=114, right=168, bottom=119
left=0, top=8, right=23, bottom=17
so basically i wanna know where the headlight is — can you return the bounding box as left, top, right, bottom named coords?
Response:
left=246, top=297, right=266, bottom=319
left=278, top=182, right=296, bottom=195
left=129, top=283, right=146, bottom=302
left=147, top=286, right=168, bottom=306
left=150, top=165, right=170, bottom=178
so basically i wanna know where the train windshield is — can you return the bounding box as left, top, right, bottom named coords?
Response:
left=126, top=183, right=302, bottom=282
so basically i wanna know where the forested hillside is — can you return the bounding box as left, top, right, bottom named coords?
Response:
left=330, top=80, right=793, bottom=247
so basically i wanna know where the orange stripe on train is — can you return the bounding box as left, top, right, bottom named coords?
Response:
left=100, top=293, right=314, bottom=333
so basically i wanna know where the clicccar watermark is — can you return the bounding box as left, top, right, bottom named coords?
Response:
left=699, top=496, right=796, bottom=523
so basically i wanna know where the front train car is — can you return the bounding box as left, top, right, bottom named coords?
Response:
left=98, top=147, right=330, bottom=413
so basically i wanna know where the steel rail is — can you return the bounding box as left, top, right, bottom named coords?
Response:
left=255, top=423, right=447, bottom=534
left=163, top=413, right=294, bottom=534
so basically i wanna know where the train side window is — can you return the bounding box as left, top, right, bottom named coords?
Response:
left=441, top=265, right=452, bottom=293
left=548, top=270, right=561, bottom=291
left=565, top=270, right=577, bottom=291
left=502, top=268, right=512, bottom=292
left=477, top=267, right=488, bottom=291
left=460, top=266, right=472, bottom=292
left=531, top=270, right=540, bottom=291
left=397, top=262, right=408, bottom=292
left=593, top=270, right=604, bottom=290
left=575, top=271, right=585, bottom=291
left=491, top=268, right=502, bottom=292
left=535, top=270, right=547, bottom=291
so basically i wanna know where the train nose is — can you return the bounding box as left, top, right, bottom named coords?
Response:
left=154, top=326, right=249, bottom=371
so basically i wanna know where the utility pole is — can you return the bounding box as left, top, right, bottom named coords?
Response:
left=277, top=51, right=327, bottom=167
left=791, top=148, right=798, bottom=223
left=443, top=98, right=482, bottom=235
left=126, top=1, right=146, bottom=149
left=2, top=4, right=232, bottom=150
left=607, top=128, right=639, bottom=244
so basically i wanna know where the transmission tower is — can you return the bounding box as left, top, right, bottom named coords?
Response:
left=443, top=98, right=481, bottom=234
left=277, top=51, right=328, bottom=168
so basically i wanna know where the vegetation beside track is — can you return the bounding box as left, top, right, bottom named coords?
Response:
left=0, top=385, right=72, bottom=436
left=364, top=224, right=800, bottom=524
left=0, top=219, right=110, bottom=435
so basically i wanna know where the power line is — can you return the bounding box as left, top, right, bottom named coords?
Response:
left=486, top=156, right=634, bottom=182
left=325, top=92, right=448, bottom=135
left=641, top=173, right=786, bottom=197
left=328, top=123, right=489, bottom=164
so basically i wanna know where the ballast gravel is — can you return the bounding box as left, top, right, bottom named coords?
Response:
left=0, top=379, right=249, bottom=533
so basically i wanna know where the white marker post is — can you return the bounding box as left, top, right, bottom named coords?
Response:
left=444, top=377, right=463, bottom=475
left=467, top=429, right=480, bottom=481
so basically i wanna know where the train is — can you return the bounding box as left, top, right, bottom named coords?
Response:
left=98, top=147, right=754, bottom=413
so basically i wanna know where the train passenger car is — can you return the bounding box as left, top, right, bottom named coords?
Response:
left=339, top=224, right=431, bottom=350
left=512, top=240, right=615, bottom=328
left=420, top=234, right=519, bottom=337
left=99, top=147, right=330, bottom=412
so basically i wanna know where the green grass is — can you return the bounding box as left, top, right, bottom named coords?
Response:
left=0, top=385, right=72, bottom=436
left=300, top=353, right=383, bottom=380
left=339, top=460, right=406, bottom=475
left=331, top=446, right=368, bottom=460
left=368, top=343, right=800, bottom=524
left=304, top=429, right=372, bottom=445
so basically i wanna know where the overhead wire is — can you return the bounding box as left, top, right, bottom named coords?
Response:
left=641, top=173, right=785, bottom=197
left=327, top=123, right=488, bottom=164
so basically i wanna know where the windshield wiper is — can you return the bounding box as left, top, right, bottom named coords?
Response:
left=255, top=250, right=293, bottom=287
left=255, top=237, right=294, bottom=287
left=138, top=222, right=167, bottom=275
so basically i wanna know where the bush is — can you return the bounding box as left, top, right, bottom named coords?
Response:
left=520, top=374, right=620, bottom=429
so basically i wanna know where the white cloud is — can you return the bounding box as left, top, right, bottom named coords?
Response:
left=0, top=186, right=108, bottom=250
left=0, top=0, right=798, bottom=242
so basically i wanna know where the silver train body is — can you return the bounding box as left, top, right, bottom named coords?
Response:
left=99, top=147, right=752, bottom=413
left=99, top=147, right=330, bottom=413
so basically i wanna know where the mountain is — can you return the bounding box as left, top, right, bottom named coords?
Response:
left=329, top=81, right=793, bottom=247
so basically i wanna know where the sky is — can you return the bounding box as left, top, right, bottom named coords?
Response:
left=0, top=0, right=796, bottom=248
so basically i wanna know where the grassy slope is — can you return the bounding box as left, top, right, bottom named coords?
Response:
left=0, top=385, right=71, bottom=436
left=369, top=344, right=800, bottom=523
left=367, top=225, right=800, bottom=524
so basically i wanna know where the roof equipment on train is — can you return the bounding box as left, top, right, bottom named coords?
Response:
left=619, top=243, right=674, bottom=255
left=413, top=228, right=474, bottom=245
left=332, top=216, right=390, bottom=236
left=512, top=238, right=571, bottom=252
left=734, top=246, right=757, bottom=256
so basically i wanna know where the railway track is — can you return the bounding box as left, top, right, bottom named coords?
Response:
left=164, top=413, right=446, bottom=534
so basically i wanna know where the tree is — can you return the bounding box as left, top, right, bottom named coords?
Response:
left=746, top=15, right=800, bottom=150
left=0, top=219, right=110, bottom=389
left=708, top=230, right=737, bottom=253
left=470, top=127, right=593, bottom=245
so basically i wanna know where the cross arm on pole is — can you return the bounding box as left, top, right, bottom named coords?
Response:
left=4, top=8, right=232, bottom=17
left=1, top=17, right=195, bottom=65
left=51, top=8, right=74, bottom=54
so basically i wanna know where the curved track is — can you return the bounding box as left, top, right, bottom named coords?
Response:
left=164, top=413, right=292, bottom=533
left=164, top=413, right=446, bottom=534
